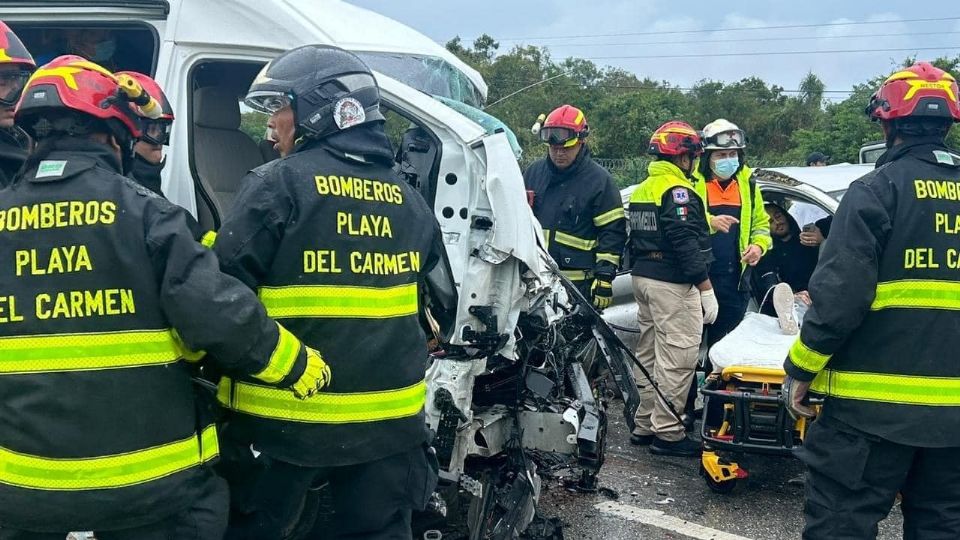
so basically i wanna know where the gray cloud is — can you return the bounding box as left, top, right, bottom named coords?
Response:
left=348, top=0, right=960, bottom=94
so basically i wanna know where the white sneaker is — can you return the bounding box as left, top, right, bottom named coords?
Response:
left=773, top=283, right=799, bottom=335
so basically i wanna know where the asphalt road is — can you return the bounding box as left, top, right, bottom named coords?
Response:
left=537, top=400, right=904, bottom=540
left=531, top=297, right=906, bottom=540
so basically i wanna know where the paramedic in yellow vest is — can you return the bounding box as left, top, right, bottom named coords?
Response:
left=693, top=119, right=771, bottom=352
left=627, top=121, right=716, bottom=457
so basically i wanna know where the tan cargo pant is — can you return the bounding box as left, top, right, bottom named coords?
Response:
left=631, top=276, right=703, bottom=441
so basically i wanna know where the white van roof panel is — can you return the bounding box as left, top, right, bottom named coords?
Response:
left=171, top=0, right=487, bottom=99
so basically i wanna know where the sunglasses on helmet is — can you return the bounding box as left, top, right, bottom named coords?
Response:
left=141, top=119, right=172, bottom=146
left=539, top=126, right=583, bottom=148
left=0, top=70, right=31, bottom=107
left=706, top=129, right=745, bottom=148
left=244, top=91, right=293, bottom=114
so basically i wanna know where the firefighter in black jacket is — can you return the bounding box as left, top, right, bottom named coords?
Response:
left=214, top=45, right=442, bottom=539
left=783, top=62, right=960, bottom=539
left=117, top=71, right=173, bottom=197
left=0, top=21, right=35, bottom=186
left=0, top=56, right=330, bottom=539
left=524, top=105, right=626, bottom=308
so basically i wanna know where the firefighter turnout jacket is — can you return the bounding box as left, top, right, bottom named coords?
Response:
left=784, top=141, right=960, bottom=447
left=214, top=125, right=443, bottom=468
left=523, top=145, right=626, bottom=282
left=0, top=138, right=308, bottom=531
left=693, top=165, right=772, bottom=275
left=0, top=127, right=28, bottom=188
left=629, top=160, right=713, bottom=284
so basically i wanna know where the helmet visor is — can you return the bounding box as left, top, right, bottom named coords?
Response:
left=0, top=70, right=31, bottom=107
left=141, top=119, right=172, bottom=146
left=540, top=126, right=579, bottom=147
left=244, top=91, right=292, bottom=114
left=706, top=129, right=745, bottom=149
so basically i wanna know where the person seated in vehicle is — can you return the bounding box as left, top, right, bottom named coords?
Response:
left=752, top=202, right=820, bottom=310
left=34, top=29, right=123, bottom=71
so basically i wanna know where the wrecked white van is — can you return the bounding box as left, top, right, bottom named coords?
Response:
left=2, top=1, right=640, bottom=536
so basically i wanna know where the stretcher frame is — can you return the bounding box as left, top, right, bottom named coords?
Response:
left=698, top=366, right=820, bottom=493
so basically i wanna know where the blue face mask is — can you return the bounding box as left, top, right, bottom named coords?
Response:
left=712, top=156, right=740, bottom=179
left=93, top=38, right=117, bottom=62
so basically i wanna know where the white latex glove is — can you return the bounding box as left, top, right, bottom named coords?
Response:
left=700, top=289, right=719, bottom=325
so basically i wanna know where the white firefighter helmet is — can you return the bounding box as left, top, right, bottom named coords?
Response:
left=702, top=118, right=746, bottom=150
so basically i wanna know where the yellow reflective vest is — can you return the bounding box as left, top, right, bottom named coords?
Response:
left=692, top=165, right=772, bottom=276
left=628, top=160, right=713, bottom=284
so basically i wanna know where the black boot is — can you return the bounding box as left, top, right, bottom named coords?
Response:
left=650, top=436, right=701, bottom=457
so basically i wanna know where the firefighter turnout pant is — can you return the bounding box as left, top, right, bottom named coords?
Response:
left=0, top=470, right=228, bottom=540
left=799, top=417, right=960, bottom=540
left=631, top=276, right=703, bottom=441
left=222, top=443, right=438, bottom=540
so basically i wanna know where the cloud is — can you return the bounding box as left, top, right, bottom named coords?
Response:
left=347, top=0, right=960, bottom=92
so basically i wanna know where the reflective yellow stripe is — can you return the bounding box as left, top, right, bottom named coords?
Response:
left=553, top=231, right=597, bottom=251
left=217, top=378, right=426, bottom=424
left=259, top=283, right=418, bottom=319
left=252, top=323, right=301, bottom=384
left=593, top=207, right=625, bottom=227
left=560, top=269, right=590, bottom=281
left=199, top=424, right=219, bottom=463
left=543, top=229, right=551, bottom=249
left=596, top=252, right=621, bottom=265
left=0, top=425, right=218, bottom=491
left=200, top=230, right=217, bottom=248
left=788, top=338, right=831, bottom=374
left=812, top=369, right=960, bottom=406
left=0, top=329, right=183, bottom=375
left=871, top=280, right=960, bottom=311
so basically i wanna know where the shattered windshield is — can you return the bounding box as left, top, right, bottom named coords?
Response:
left=356, top=51, right=484, bottom=108
left=433, top=95, right=522, bottom=160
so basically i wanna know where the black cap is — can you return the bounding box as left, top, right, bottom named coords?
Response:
left=806, top=151, right=830, bottom=165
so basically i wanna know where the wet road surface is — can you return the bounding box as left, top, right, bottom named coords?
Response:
left=532, top=298, right=905, bottom=539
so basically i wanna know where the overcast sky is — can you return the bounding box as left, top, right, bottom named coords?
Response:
left=349, top=0, right=960, bottom=99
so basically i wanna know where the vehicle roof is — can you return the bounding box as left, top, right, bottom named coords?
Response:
left=172, top=0, right=487, bottom=99
left=756, top=163, right=873, bottom=193
left=617, top=167, right=851, bottom=207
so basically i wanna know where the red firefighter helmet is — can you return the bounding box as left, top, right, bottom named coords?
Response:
left=866, top=62, right=960, bottom=123
left=539, top=104, right=589, bottom=147
left=648, top=121, right=703, bottom=157
left=0, top=20, right=37, bottom=106
left=15, top=55, right=141, bottom=140
left=115, top=71, right=173, bottom=145
left=114, top=71, right=173, bottom=121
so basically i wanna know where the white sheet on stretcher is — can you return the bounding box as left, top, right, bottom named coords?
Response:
left=709, top=312, right=797, bottom=372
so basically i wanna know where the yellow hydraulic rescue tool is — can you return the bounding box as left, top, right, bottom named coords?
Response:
left=114, top=72, right=163, bottom=119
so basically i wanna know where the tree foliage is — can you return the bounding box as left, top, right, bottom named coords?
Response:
left=445, top=35, right=960, bottom=186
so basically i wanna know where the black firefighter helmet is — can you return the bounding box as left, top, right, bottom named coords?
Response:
left=244, top=44, right=384, bottom=141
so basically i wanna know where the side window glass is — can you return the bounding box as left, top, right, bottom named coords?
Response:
left=10, top=23, right=157, bottom=74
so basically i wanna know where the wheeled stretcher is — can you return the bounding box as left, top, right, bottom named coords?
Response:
left=698, top=312, right=821, bottom=493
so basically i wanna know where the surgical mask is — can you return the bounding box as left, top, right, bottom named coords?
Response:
left=93, top=38, right=117, bottom=62
left=712, top=156, right=740, bottom=179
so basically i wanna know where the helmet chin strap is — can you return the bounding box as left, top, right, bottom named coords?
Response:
left=883, top=121, right=899, bottom=149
